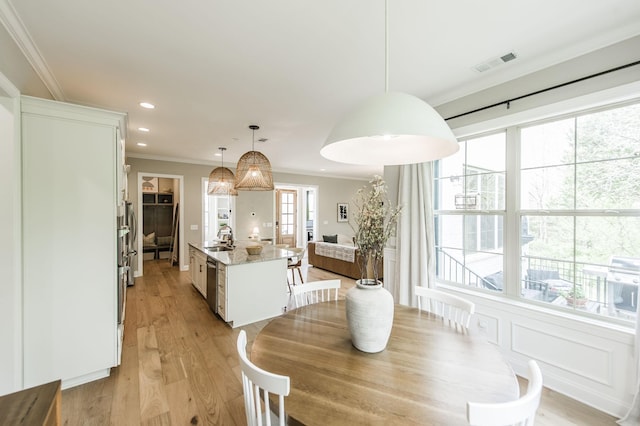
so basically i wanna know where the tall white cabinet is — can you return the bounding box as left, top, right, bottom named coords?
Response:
left=21, top=96, right=127, bottom=388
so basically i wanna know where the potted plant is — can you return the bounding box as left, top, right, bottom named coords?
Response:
left=351, top=175, right=402, bottom=285
left=346, top=176, right=402, bottom=353
left=562, top=286, right=588, bottom=307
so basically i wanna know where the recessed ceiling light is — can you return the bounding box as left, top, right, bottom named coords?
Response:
left=139, top=102, right=155, bottom=109
left=137, top=142, right=147, bottom=147
left=138, top=127, right=150, bottom=132
left=214, top=152, right=222, bottom=157
left=320, top=168, right=326, bottom=172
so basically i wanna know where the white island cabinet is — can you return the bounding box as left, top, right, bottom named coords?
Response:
left=190, top=242, right=289, bottom=327
left=216, top=259, right=287, bottom=327
left=21, top=96, right=127, bottom=389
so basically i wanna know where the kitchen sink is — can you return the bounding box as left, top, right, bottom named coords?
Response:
left=205, top=245, right=233, bottom=252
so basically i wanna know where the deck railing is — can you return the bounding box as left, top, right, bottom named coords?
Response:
left=436, top=248, right=638, bottom=318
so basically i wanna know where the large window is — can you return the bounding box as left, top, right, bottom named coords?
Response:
left=435, top=101, right=640, bottom=322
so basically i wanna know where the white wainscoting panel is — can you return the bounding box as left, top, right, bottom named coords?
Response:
left=439, top=285, right=634, bottom=418
left=511, top=322, right=612, bottom=385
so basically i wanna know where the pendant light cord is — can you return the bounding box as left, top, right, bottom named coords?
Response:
left=252, top=127, right=256, bottom=162
left=384, top=0, right=389, bottom=93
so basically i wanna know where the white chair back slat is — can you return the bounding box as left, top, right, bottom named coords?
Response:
left=467, top=359, right=543, bottom=426
left=416, top=286, right=475, bottom=329
left=237, top=330, right=290, bottom=426
left=292, top=279, right=341, bottom=309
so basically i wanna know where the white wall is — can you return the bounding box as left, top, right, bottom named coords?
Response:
left=0, top=85, right=21, bottom=395
left=436, top=35, right=640, bottom=131
left=126, top=156, right=366, bottom=274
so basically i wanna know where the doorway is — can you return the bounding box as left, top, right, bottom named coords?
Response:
left=276, top=189, right=297, bottom=247
left=136, top=172, right=185, bottom=277
left=274, top=184, right=318, bottom=248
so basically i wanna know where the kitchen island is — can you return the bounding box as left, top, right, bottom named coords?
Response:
left=188, top=241, right=289, bottom=327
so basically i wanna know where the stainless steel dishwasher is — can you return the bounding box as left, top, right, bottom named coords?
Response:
left=206, top=259, right=217, bottom=314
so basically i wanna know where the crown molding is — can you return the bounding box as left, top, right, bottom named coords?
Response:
left=126, top=152, right=370, bottom=181
left=0, top=70, right=19, bottom=97
left=0, top=0, right=65, bottom=100
left=126, top=152, right=219, bottom=167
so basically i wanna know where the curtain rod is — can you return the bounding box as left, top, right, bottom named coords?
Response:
left=444, top=60, right=640, bottom=121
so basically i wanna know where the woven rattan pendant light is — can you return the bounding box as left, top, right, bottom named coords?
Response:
left=208, top=147, right=238, bottom=196
left=235, top=125, right=274, bottom=191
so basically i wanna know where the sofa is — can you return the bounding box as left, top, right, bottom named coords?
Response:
left=307, top=234, right=383, bottom=280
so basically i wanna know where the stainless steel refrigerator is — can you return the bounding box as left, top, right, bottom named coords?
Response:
left=117, top=201, right=137, bottom=325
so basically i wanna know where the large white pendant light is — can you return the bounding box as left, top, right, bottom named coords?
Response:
left=321, top=0, right=459, bottom=165
left=235, top=125, right=274, bottom=191
left=208, top=147, right=238, bottom=196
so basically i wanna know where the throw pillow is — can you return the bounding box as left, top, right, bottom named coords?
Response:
left=157, top=236, right=173, bottom=246
left=323, top=234, right=338, bottom=243
left=143, top=232, right=156, bottom=246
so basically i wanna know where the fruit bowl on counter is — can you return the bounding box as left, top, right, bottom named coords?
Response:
left=246, top=245, right=263, bottom=255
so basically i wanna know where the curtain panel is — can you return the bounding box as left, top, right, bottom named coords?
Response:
left=393, top=163, right=435, bottom=306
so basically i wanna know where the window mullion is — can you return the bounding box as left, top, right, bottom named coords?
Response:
left=504, top=126, right=520, bottom=297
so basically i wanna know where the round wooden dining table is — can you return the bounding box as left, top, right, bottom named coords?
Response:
left=251, top=300, right=519, bottom=426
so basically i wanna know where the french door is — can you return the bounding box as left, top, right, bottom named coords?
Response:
left=276, top=189, right=297, bottom=247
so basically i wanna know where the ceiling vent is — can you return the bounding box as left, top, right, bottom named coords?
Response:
left=473, top=51, right=518, bottom=73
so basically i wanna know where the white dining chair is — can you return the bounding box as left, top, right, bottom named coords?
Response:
left=467, top=359, right=543, bottom=426
left=292, top=279, right=341, bottom=308
left=237, top=330, right=290, bottom=426
left=415, top=286, right=476, bottom=329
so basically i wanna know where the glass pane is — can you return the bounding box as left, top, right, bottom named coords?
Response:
left=521, top=118, right=575, bottom=168
left=436, top=215, right=463, bottom=249
left=522, top=215, right=574, bottom=262
left=463, top=215, right=504, bottom=253
left=436, top=248, right=464, bottom=285
left=481, top=215, right=503, bottom=250
left=576, top=103, right=640, bottom=162
left=466, top=132, right=506, bottom=175
left=575, top=216, right=640, bottom=265
left=476, top=172, right=506, bottom=210
left=520, top=165, right=575, bottom=209
left=574, top=216, right=640, bottom=318
left=576, top=158, right=640, bottom=209
left=435, top=176, right=464, bottom=210
left=466, top=251, right=503, bottom=291
left=521, top=215, right=576, bottom=304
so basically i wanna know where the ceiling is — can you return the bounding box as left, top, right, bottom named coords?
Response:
left=6, top=0, right=640, bottom=179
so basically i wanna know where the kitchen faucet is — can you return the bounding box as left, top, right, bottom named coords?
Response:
left=226, top=226, right=234, bottom=247
left=218, top=225, right=234, bottom=247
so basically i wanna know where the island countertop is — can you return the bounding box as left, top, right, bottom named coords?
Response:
left=188, top=241, right=291, bottom=266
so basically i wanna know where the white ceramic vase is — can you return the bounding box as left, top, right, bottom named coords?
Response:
left=345, top=279, right=394, bottom=353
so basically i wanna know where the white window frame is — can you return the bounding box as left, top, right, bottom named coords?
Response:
left=436, top=86, right=640, bottom=326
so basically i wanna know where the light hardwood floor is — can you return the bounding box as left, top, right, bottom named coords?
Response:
left=61, top=259, right=617, bottom=425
